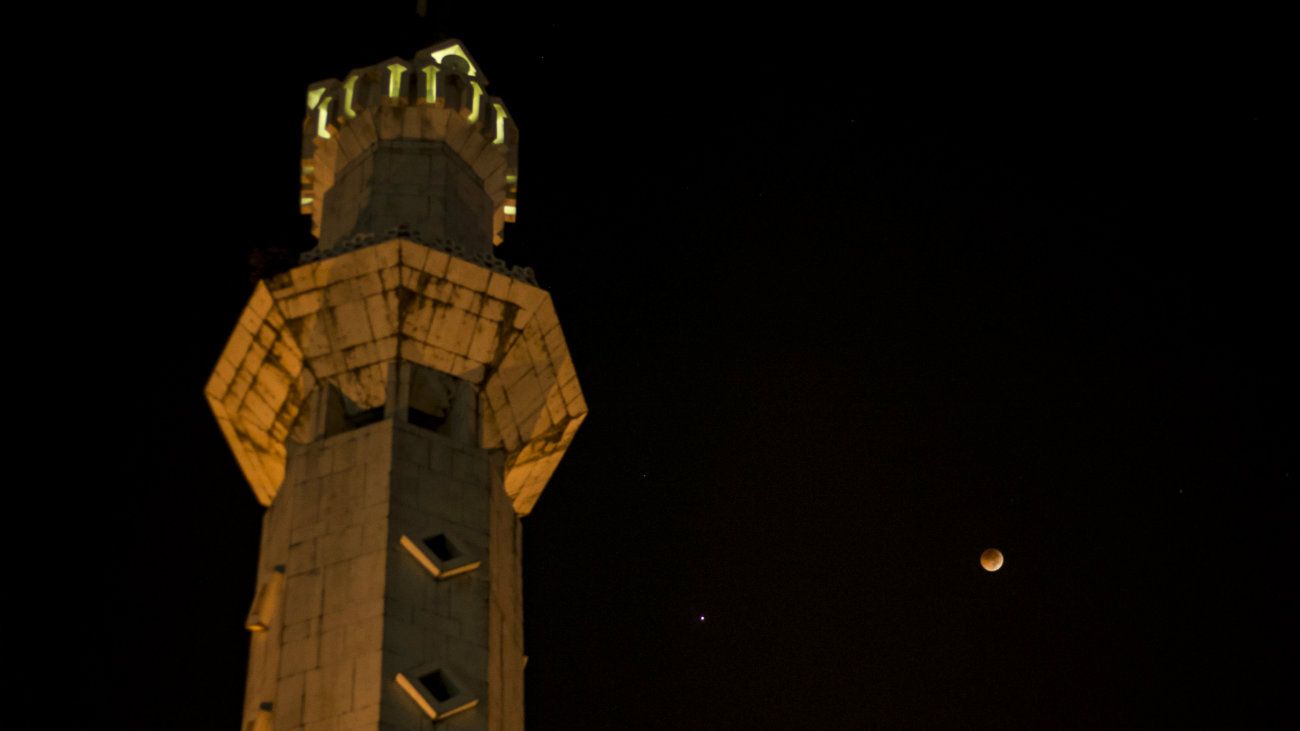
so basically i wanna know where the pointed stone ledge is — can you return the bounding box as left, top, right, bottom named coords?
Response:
left=206, top=238, right=586, bottom=514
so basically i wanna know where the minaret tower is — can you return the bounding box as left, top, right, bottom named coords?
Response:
left=206, top=40, right=586, bottom=731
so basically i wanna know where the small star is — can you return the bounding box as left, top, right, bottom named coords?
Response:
left=698, top=615, right=706, bottom=622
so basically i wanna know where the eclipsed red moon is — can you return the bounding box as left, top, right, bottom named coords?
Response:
left=980, top=548, right=1004, bottom=572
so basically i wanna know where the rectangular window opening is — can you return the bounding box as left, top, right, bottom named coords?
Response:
left=407, top=407, right=447, bottom=433
left=346, top=406, right=385, bottom=429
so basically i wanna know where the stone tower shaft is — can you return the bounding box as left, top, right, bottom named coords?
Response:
left=206, top=40, right=585, bottom=731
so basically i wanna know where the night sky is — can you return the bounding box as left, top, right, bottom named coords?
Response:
left=71, top=6, right=1293, bottom=730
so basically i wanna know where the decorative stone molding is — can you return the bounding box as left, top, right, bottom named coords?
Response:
left=244, top=565, right=286, bottom=632
left=299, top=224, right=536, bottom=285
left=400, top=532, right=481, bottom=580
left=395, top=663, right=479, bottom=722
left=205, top=238, right=586, bottom=515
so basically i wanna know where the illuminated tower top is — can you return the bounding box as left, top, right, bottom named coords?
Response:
left=300, top=40, right=519, bottom=257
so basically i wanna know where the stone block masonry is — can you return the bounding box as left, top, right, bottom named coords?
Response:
left=211, top=40, right=583, bottom=731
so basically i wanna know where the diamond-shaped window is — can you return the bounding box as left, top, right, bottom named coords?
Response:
left=400, top=533, right=480, bottom=579
left=396, top=663, right=478, bottom=722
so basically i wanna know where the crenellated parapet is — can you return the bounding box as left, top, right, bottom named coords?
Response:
left=300, top=40, right=519, bottom=253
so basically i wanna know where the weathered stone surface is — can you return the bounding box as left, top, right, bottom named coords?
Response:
left=206, top=238, right=586, bottom=514
left=220, top=39, right=579, bottom=731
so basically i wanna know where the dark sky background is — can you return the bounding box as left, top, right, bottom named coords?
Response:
left=68, top=5, right=1293, bottom=730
